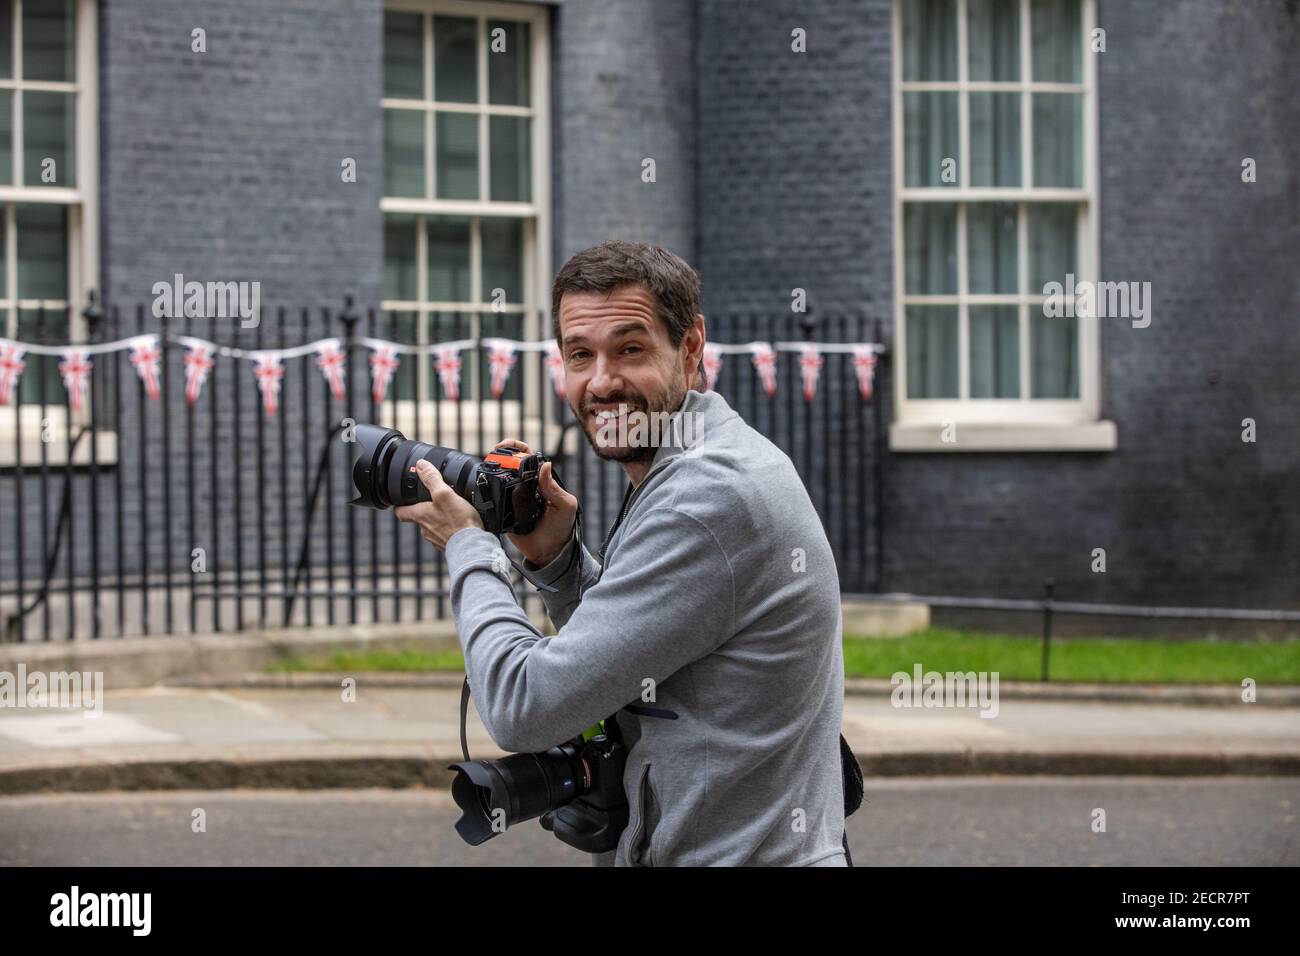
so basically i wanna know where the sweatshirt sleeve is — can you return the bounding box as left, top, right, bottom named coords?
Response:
left=502, top=523, right=603, bottom=630
left=444, top=507, right=736, bottom=753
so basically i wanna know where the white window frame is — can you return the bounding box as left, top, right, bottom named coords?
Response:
left=889, top=0, right=1114, bottom=451
left=380, top=0, right=550, bottom=418
left=0, top=0, right=100, bottom=465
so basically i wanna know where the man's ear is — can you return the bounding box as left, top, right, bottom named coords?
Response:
left=685, top=313, right=706, bottom=388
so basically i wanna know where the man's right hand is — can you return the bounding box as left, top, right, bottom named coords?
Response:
left=497, top=439, right=579, bottom=568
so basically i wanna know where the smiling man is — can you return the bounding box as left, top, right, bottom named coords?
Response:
left=395, top=239, right=849, bottom=866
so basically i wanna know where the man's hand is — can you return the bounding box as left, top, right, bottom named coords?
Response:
left=496, top=439, right=579, bottom=567
left=394, top=459, right=484, bottom=550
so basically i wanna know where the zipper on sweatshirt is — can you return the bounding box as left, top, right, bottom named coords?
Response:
left=596, top=452, right=681, bottom=566
left=598, top=482, right=635, bottom=565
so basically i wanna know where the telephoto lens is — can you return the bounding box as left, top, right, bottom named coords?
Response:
left=449, top=733, right=629, bottom=852
left=347, top=424, right=549, bottom=534
left=448, top=744, right=586, bottom=846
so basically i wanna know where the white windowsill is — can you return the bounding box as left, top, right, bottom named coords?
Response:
left=0, top=428, right=119, bottom=468
left=889, top=419, right=1117, bottom=452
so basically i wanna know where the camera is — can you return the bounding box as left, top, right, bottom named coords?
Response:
left=347, top=423, right=548, bottom=535
left=350, top=424, right=621, bottom=852
left=449, top=730, right=629, bottom=853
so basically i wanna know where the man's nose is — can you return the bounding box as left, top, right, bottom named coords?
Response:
left=587, top=356, right=623, bottom=399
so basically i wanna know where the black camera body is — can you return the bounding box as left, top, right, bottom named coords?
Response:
left=449, top=729, right=629, bottom=854
left=348, top=423, right=548, bottom=535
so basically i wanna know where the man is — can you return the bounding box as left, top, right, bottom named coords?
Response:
left=396, top=239, right=847, bottom=866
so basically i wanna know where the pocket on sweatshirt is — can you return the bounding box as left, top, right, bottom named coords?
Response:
left=628, top=763, right=661, bottom=866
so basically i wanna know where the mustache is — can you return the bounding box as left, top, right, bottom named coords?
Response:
left=581, top=396, right=647, bottom=413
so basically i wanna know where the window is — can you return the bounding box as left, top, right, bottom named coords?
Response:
left=381, top=0, right=549, bottom=406
left=891, top=0, right=1112, bottom=450
left=0, top=0, right=97, bottom=408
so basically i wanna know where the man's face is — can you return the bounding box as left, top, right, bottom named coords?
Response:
left=558, top=284, right=693, bottom=463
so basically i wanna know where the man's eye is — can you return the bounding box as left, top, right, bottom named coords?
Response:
left=570, top=350, right=589, bottom=360
left=623, top=345, right=642, bottom=355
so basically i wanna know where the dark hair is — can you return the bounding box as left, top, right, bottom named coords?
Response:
left=551, top=239, right=706, bottom=388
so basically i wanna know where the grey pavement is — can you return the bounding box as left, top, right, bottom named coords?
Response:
left=1, top=681, right=1299, bottom=794
left=2, top=777, right=1296, bottom=866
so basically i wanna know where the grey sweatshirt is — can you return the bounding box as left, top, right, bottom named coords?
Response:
left=444, top=387, right=847, bottom=866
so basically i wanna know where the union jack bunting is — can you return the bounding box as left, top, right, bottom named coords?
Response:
left=128, top=336, right=163, bottom=401
left=0, top=342, right=27, bottom=406
left=851, top=346, right=878, bottom=401
left=314, top=340, right=347, bottom=401
left=487, top=341, right=517, bottom=400
left=435, top=346, right=462, bottom=402
left=252, top=353, right=285, bottom=417
left=183, top=342, right=215, bottom=405
left=58, top=349, right=93, bottom=413
left=702, top=345, right=722, bottom=391
left=798, top=344, right=823, bottom=403
left=750, top=343, right=777, bottom=398
left=368, top=345, right=400, bottom=405
left=543, top=340, right=566, bottom=400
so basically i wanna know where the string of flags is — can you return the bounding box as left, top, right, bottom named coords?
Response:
left=0, top=333, right=885, bottom=416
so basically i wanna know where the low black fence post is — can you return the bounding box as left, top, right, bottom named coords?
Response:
left=340, top=295, right=360, bottom=626
left=1041, top=577, right=1055, bottom=682
left=84, top=292, right=104, bottom=639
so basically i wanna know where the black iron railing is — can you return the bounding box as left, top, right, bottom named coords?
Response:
left=0, top=302, right=886, bottom=641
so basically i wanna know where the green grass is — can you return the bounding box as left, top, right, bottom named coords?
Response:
left=266, top=628, right=1300, bottom=685
left=842, top=628, right=1300, bottom=684
left=267, top=647, right=466, bottom=674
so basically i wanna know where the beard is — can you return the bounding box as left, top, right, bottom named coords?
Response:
left=575, top=363, right=688, bottom=463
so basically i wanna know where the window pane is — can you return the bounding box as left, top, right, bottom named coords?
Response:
left=426, top=216, right=471, bottom=302
left=967, top=202, right=1017, bottom=294
left=384, top=11, right=424, bottom=99
left=969, top=306, right=1020, bottom=398
left=428, top=310, right=468, bottom=346
left=0, top=0, right=12, bottom=79
left=905, top=307, right=958, bottom=398
left=904, top=203, right=956, bottom=294
left=479, top=312, right=524, bottom=400
left=1031, top=313, right=1078, bottom=397
left=489, top=115, right=530, bottom=202
left=969, top=92, right=1020, bottom=186
left=1027, top=204, right=1076, bottom=291
left=435, top=111, right=478, bottom=200
left=903, top=92, right=958, bottom=187
left=16, top=309, right=68, bottom=404
left=379, top=311, right=419, bottom=401
left=434, top=16, right=477, bottom=103
left=968, top=0, right=1019, bottom=81
left=0, top=206, right=6, bottom=294
left=0, top=90, right=11, bottom=184
left=901, top=0, right=956, bottom=81
left=383, top=215, right=418, bottom=301
left=481, top=217, right=523, bottom=304
left=17, top=203, right=67, bottom=299
left=488, top=19, right=530, bottom=106
left=1031, top=0, right=1081, bottom=83
left=24, top=91, right=76, bottom=187
left=384, top=108, right=424, bottom=198
left=1032, top=93, right=1081, bottom=187
left=22, top=0, right=74, bottom=82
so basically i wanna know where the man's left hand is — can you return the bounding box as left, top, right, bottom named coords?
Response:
left=394, top=459, right=484, bottom=550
